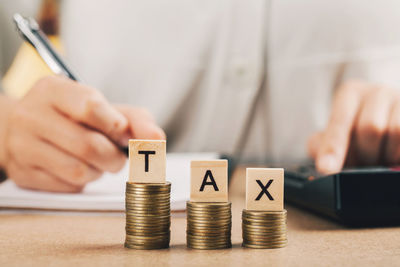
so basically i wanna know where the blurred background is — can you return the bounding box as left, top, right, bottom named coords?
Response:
left=1, top=0, right=400, bottom=164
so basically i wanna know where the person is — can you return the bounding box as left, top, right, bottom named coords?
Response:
left=1, top=0, right=400, bottom=192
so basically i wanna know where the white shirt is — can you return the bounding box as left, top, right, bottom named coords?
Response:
left=5, top=0, right=400, bottom=163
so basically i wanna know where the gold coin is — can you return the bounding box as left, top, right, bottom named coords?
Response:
left=126, top=227, right=170, bottom=232
left=125, top=205, right=170, bottom=210
left=187, top=242, right=231, bottom=248
left=187, top=229, right=231, bottom=234
left=125, top=207, right=170, bottom=213
left=242, top=225, right=286, bottom=231
left=125, top=197, right=170, bottom=202
left=243, top=209, right=287, bottom=214
left=187, top=233, right=230, bottom=239
left=126, top=237, right=170, bottom=242
left=126, top=213, right=170, bottom=218
left=126, top=230, right=169, bottom=235
left=125, top=195, right=170, bottom=199
left=188, top=204, right=231, bottom=208
left=126, top=181, right=171, bottom=187
left=187, top=213, right=231, bottom=219
left=243, top=210, right=286, bottom=218
left=125, top=243, right=169, bottom=250
left=187, top=241, right=231, bottom=247
left=125, top=222, right=170, bottom=227
left=126, top=192, right=170, bottom=196
left=126, top=221, right=171, bottom=228
left=187, top=217, right=231, bottom=223
left=125, top=223, right=170, bottom=228
left=187, top=221, right=231, bottom=227
left=126, top=222, right=170, bottom=227
left=125, top=206, right=170, bottom=211
left=187, top=236, right=231, bottom=241
left=126, top=232, right=170, bottom=237
left=126, top=181, right=171, bottom=185
left=125, top=207, right=170, bottom=211
left=242, top=218, right=286, bottom=224
left=242, top=216, right=286, bottom=221
left=187, top=245, right=231, bottom=250
left=187, top=201, right=231, bottom=206
left=242, top=230, right=286, bottom=236
left=125, top=240, right=170, bottom=246
left=187, top=208, right=231, bottom=213
left=243, top=227, right=286, bottom=232
left=125, top=211, right=170, bottom=216
left=126, top=219, right=170, bottom=224
left=126, top=188, right=170, bottom=193
left=186, top=227, right=232, bottom=234
left=125, top=199, right=170, bottom=203
left=242, top=213, right=286, bottom=218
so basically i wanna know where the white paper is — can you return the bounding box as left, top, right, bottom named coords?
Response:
left=0, top=153, right=219, bottom=212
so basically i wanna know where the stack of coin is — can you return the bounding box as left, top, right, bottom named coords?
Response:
left=125, top=182, right=171, bottom=249
left=186, top=201, right=232, bottom=249
left=242, top=209, right=287, bottom=249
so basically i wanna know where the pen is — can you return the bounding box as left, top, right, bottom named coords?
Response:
left=13, top=13, right=129, bottom=157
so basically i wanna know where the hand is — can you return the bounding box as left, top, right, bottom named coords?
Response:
left=309, top=80, right=400, bottom=174
left=113, top=104, right=166, bottom=141
left=1, top=76, right=165, bottom=192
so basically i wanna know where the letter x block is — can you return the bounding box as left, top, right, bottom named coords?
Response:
left=129, top=139, right=166, bottom=183
left=190, top=160, right=228, bottom=202
left=246, top=168, right=284, bottom=211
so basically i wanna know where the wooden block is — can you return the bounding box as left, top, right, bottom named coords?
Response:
left=128, top=139, right=166, bottom=183
left=246, top=168, right=284, bottom=211
left=190, top=160, right=228, bottom=202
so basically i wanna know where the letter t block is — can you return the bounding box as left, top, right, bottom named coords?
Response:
left=129, top=139, right=166, bottom=183
left=246, top=168, right=284, bottom=211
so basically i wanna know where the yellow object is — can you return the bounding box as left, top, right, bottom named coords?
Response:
left=1, top=35, right=63, bottom=98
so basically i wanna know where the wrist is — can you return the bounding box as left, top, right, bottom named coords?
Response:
left=0, top=94, right=16, bottom=170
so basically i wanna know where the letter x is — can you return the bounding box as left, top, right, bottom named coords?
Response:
left=255, top=179, right=274, bottom=201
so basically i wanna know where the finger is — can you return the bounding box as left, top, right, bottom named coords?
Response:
left=36, top=76, right=129, bottom=145
left=307, top=132, right=323, bottom=159
left=384, top=100, right=400, bottom=164
left=23, top=107, right=126, bottom=172
left=13, top=135, right=102, bottom=186
left=316, top=81, right=367, bottom=174
left=354, top=87, right=394, bottom=165
left=116, top=105, right=166, bottom=142
left=344, top=131, right=358, bottom=167
left=9, top=162, right=82, bottom=193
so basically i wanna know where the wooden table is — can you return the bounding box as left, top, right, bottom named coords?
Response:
left=1, top=167, right=400, bottom=266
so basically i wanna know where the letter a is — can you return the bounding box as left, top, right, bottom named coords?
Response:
left=199, top=170, right=219, bottom=192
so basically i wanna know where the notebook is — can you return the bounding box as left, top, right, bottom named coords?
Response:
left=0, top=153, right=219, bottom=212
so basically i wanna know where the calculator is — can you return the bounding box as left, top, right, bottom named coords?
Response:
left=284, top=164, right=400, bottom=226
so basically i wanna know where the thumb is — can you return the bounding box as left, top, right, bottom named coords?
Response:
left=114, top=105, right=166, bottom=145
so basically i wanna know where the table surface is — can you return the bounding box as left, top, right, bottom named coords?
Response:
left=1, top=167, right=400, bottom=267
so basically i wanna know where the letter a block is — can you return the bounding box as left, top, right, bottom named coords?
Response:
left=190, top=160, right=228, bottom=202
left=129, top=139, right=166, bottom=183
left=246, top=168, right=284, bottom=211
